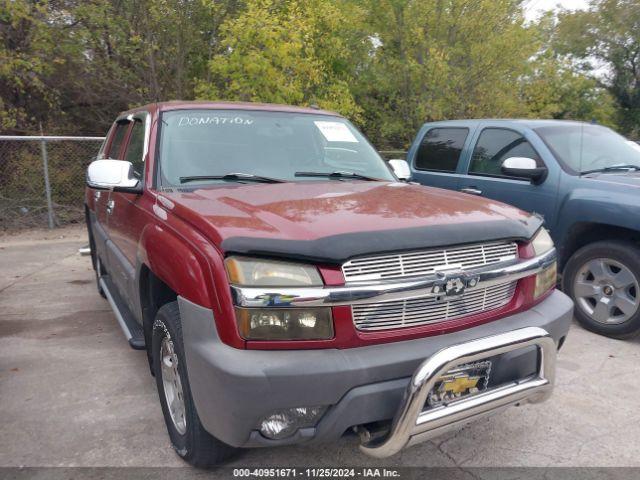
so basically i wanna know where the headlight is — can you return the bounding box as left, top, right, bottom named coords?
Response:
left=530, top=228, right=556, bottom=298
left=225, top=256, right=323, bottom=286
left=235, top=307, right=334, bottom=340
left=531, top=227, right=554, bottom=256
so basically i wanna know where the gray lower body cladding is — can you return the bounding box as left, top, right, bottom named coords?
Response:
left=179, top=290, right=573, bottom=448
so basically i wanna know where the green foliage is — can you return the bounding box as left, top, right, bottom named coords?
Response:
left=196, top=0, right=364, bottom=119
left=1, top=0, right=637, bottom=143
left=555, top=0, right=640, bottom=136
left=521, top=52, right=616, bottom=126
left=354, top=0, right=542, bottom=147
left=0, top=0, right=58, bottom=131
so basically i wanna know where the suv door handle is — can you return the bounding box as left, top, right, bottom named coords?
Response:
left=460, top=187, right=483, bottom=196
left=106, top=199, right=115, bottom=215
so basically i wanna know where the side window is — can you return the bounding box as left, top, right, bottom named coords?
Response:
left=108, top=121, right=130, bottom=160
left=124, top=118, right=146, bottom=177
left=470, top=128, right=541, bottom=177
left=415, top=128, right=469, bottom=172
left=96, top=124, right=114, bottom=160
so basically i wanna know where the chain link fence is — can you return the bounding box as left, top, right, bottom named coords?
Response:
left=379, top=150, right=407, bottom=160
left=0, top=136, right=105, bottom=231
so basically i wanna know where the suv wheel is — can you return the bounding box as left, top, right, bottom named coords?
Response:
left=152, top=301, right=237, bottom=467
left=563, top=240, right=640, bottom=338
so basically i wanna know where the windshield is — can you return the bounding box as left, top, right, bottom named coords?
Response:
left=534, top=124, right=640, bottom=174
left=158, top=109, right=395, bottom=185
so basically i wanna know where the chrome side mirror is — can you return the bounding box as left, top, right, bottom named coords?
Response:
left=388, top=159, right=411, bottom=181
left=87, top=159, right=142, bottom=194
left=501, top=157, right=547, bottom=184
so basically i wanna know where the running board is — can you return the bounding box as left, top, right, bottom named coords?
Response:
left=99, top=275, right=146, bottom=350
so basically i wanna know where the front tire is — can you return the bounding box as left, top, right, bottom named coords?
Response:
left=563, top=241, right=640, bottom=339
left=152, top=302, right=237, bottom=467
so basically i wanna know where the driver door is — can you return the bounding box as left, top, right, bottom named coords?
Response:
left=106, top=113, right=149, bottom=312
left=457, top=125, right=559, bottom=227
left=92, top=119, right=130, bottom=272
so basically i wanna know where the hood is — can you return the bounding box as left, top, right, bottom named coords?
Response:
left=160, top=181, right=542, bottom=264
left=582, top=171, right=640, bottom=189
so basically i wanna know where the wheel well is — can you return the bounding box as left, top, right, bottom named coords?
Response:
left=139, top=265, right=178, bottom=361
left=561, top=222, right=640, bottom=268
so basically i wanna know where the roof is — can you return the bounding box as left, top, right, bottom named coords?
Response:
left=421, top=118, right=595, bottom=129
left=122, top=100, right=340, bottom=117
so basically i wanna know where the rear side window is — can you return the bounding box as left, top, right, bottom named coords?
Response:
left=415, top=128, right=469, bottom=172
left=124, top=119, right=145, bottom=177
left=470, top=128, right=541, bottom=177
left=108, top=121, right=130, bottom=159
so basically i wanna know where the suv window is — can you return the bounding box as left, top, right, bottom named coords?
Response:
left=108, top=121, right=130, bottom=159
left=415, top=128, right=469, bottom=172
left=124, top=118, right=145, bottom=177
left=470, top=128, right=541, bottom=177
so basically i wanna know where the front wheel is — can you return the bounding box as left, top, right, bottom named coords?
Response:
left=152, top=301, right=237, bottom=467
left=563, top=240, right=640, bottom=339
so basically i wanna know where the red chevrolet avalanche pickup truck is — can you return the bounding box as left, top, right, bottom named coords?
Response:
left=85, top=101, right=572, bottom=466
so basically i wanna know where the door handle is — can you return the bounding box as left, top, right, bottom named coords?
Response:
left=460, top=187, right=483, bottom=196
left=106, top=200, right=115, bottom=215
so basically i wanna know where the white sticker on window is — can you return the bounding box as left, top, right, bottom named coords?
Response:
left=314, top=121, right=358, bottom=143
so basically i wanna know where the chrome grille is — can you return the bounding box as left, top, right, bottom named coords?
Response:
left=352, top=281, right=517, bottom=331
left=342, top=241, right=518, bottom=283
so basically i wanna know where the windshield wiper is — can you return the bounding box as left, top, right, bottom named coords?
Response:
left=179, top=173, right=286, bottom=184
left=581, top=165, right=640, bottom=175
left=294, top=171, right=380, bottom=181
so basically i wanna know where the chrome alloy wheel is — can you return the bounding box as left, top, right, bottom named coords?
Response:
left=160, top=337, right=187, bottom=434
left=574, top=258, right=640, bottom=325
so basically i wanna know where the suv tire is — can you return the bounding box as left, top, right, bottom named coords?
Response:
left=152, top=301, right=237, bottom=467
left=563, top=240, right=640, bottom=339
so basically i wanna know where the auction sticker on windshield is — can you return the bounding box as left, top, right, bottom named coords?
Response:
left=314, top=121, right=359, bottom=143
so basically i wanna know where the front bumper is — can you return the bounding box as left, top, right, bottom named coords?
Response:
left=359, top=326, right=555, bottom=458
left=180, top=289, right=572, bottom=450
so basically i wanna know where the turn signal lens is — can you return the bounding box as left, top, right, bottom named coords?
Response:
left=235, top=307, right=333, bottom=340
left=531, top=227, right=554, bottom=256
left=534, top=261, right=557, bottom=298
left=225, top=256, right=323, bottom=286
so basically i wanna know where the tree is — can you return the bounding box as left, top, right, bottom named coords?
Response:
left=519, top=14, right=616, bottom=126
left=0, top=0, right=58, bottom=132
left=556, top=0, right=640, bottom=136
left=195, top=0, right=365, bottom=119
left=352, top=0, right=543, bottom=148
left=1, top=0, right=242, bottom=135
left=521, top=52, right=616, bottom=126
left=1, top=0, right=632, bottom=144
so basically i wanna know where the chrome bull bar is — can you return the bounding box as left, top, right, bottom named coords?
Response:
left=359, top=327, right=556, bottom=458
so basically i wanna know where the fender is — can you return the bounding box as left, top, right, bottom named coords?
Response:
left=555, top=184, right=640, bottom=260
left=138, top=211, right=245, bottom=349
left=140, top=222, right=214, bottom=308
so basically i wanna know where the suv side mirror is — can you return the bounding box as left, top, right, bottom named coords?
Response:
left=87, top=159, right=142, bottom=194
left=388, top=159, right=411, bottom=181
left=501, top=157, right=547, bottom=184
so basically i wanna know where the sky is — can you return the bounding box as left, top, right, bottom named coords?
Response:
left=523, top=0, right=591, bottom=21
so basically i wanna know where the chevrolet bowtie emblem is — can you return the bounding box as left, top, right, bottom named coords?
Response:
left=431, top=273, right=480, bottom=297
